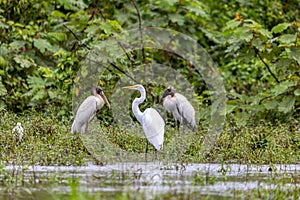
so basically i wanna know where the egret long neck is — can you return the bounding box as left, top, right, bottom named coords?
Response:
left=132, top=87, right=146, bottom=124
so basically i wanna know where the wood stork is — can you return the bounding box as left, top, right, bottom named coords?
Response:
left=71, top=86, right=110, bottom=134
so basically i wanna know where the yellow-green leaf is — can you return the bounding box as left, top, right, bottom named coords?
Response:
left=294, top=89, right=300, bottom=96
left=271, top=23, right=291, bottom=34
left=278, top=34, right=296, bottom=44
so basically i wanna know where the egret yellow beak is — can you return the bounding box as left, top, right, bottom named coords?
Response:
left=122, top=85, right=138, bottom=89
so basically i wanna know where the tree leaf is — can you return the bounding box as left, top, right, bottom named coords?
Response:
left=278, top=95, right=295, bottom=113
left=184, top=3, right=208, bottom=17
left=271, top=81, right=295, bottom=96
left=278, top=34, right=296, bottom=44
left=169, top=14, right=185, bottom=26
left=13, top=55, right=36, bottom=68
left=51, top=10, right=66, bottom=18
left=27, top=76, right=46, bottom=91
left=289, top=47, right=300, bottom=65
left=271, top=23, right=291, bottom=33
left=0, top=56, right=6, bottom=67
left=256, top=29, right=272, bottom=38
left=226, top=104, right=236, bottom=114
left=223, top=20, right=242, bottom=31
left=294, top=89, right=300, bottom=96
left=234, top=27, right=253, bottom=42
left=34, top=38, right=58, bottom=53
left=9, top=40, right=26, bottom=49
left=56, top=0, right=87, bottom=11
left=252, top=38, right=264, bottom=51
left=0, top=77, right=7, bottom=96
left=31, top=89, right=47, bottom=101
left=263, top=99, right=278, bottom=110
left=47, top=32, right=67, bottom=43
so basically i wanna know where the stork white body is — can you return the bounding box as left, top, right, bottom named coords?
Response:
left=162, top=86, right=196, bottom=133
left=72, top=86, right=110, bottom=134
left=124, top=84, right=165, bottom=151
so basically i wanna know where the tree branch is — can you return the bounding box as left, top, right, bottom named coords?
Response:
left=117, top=41, right=134, bottom=67
left=63, top=25, right=91, bottom=50
left=131, top=0, right=145, bottom=63
left=64, top=25, right=138, bottom=84
left=254, top=47, right=279, bottom=83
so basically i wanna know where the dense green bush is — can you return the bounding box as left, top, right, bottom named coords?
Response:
left=0, top=0, right=299, bottom=125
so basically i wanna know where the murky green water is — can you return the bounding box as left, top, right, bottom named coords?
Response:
left=1, top=163, right=299, bottom=199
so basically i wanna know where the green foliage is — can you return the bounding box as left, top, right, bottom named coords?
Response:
left=222, top=17, right=300, bottom=125
left=0, top=0, right=122, bottom=116
left=0, top=0, right=300, bottom=125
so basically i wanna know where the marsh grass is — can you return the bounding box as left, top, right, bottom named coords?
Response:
left=0, top=110, right=299, bottom=166
left=0, top=110, right=89, bottom=166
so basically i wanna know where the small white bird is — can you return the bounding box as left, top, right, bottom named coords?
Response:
left=161, top=86, right=196, bottom=134
left=12, top=122, right=24, bottom=142
left=72, top=86, right=110, bottom=134
left=123, top=84, right=165, bottom=152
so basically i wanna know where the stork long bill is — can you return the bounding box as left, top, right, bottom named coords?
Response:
left=100, top=91, right=111, bottom=109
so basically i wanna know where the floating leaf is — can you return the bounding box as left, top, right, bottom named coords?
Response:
left=271, top=23, right=291, bottom=33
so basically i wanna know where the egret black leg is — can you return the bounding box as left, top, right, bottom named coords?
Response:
left=145, top=140, right=149, bottom=153
left=145, top=140, right=149, bottom=161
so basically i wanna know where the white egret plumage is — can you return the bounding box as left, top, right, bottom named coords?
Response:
left=123, top=84, right=165, bottom=152
left=72, top=86, right=110, bottom=134
left=161, top=86, right=196, bottom=134
left=12, top=122, right=24, bottom=142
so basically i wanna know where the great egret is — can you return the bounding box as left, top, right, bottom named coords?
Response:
left=71, top=86, right=110, bottom=134
left=12, top=122, right=24, bottom=142
left=161, top=86, right=196, bottom=134
left=123, top=84, right=165, bottom=152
